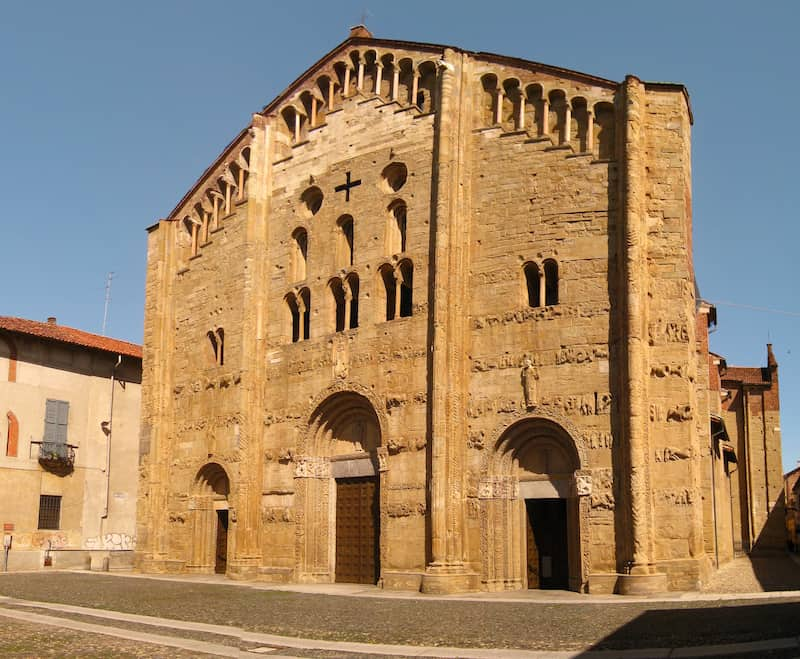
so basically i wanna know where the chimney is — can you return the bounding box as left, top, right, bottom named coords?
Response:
left=47, top=317, right=57, bottom=325
left=767, top=343, right=778, bottom=369
left=349, top=24, right=372, bottom=39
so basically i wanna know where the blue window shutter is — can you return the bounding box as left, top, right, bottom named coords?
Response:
left=44, top=399, right=69, bottom=444
left=44, top=399, right=58, bottom=442
left=55, top=401, right=69, bottom=445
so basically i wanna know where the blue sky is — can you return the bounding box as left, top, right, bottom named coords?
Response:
left=1, top=1, right=798, bottom=470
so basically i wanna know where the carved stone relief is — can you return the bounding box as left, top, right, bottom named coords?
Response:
left=587, top=431, right=614, bottom=450
left=294, top=456, right=331, bottom=479
left=332, top=336, right=349, bottom=380
left=660, top=488, right=694, bottom=506
left=574, top=474, right=592, bottom=497
left=478, top=477, right=519, bottom=500
left=654, top=447, right=691, bottom=462
left=648, top=318, right=690, bottom=346
left=376, top=447, right=388, bottom=472
left=468, top=393, right=611, bottom=419
left=386, top=502, right=426, bottom=517
left=473, top=302, right=610, bottom=329
left=666, top=404, right=693, bottom=422
left=589, top=468, right=615, bottom=510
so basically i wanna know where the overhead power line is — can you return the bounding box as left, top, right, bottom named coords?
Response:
left=711, top=300, right=800, bottom=318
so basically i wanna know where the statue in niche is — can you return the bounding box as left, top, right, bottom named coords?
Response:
left=521, top=356, right=539, bottom=409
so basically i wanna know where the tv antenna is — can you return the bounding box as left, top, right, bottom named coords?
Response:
left=102, top=272, right=114, bottom=336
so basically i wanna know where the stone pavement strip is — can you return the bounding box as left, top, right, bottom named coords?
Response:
left=2, top=596, right=800, bottom=659
left=3, top=565, right=800, bottom=657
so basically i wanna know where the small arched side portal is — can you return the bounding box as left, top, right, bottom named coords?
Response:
left=295, top=390, right=384, bottom=585
left=481, top=417, right=589, bottom=592
left=187, top=463, right=231, bottom=575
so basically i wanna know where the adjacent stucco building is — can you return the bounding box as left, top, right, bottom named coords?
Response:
left=0, top=316, right=142, bottom=570
left=134, top=28, right=784, bottom=594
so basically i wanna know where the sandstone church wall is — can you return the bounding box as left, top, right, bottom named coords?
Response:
left=260, top=94, right=436, bottom=580
left=639, top=86, right=708, bottom=590
left=465, top=60, right=619, bottom=586
left=135, top=31, right=784, bottom=594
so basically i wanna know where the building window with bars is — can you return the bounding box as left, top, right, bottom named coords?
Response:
left=38, top=494, right=61, bottom=530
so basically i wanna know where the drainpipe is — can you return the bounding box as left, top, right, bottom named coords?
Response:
left=743, top=388, right=754, bottom=551
left=710, top=436, right=718, bottom=569
left=710, top=423, right=727, bottom=569
left=102, top=355, right=122, bottom=520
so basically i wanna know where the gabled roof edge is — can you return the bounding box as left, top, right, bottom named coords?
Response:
left=163, top=35, right=691, bottom=225
left=166, top=125, right=251, bottom=221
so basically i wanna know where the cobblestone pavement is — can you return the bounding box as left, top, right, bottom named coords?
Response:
left=702, top=554, right=800, bottom=593
left=1, top=568, right=800, bottom=656
left=0, top=617, right=221, bottom=658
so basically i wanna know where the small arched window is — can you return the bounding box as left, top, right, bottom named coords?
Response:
left=544, top=259, right=559, bottom=306
left=239, top=148, right=250, bottom=200
left=330, top=278, right=347, bottom=332
left=337, top=215, right=354, bottom=267
left=300, top=288, right=311, bottom=340
left=386, top=201, right=407, bottom=255
left=183, top=218, right=198, bottom=257
left=595, top=102, right=615, bottom=160
left=417, top=62, right=437, bottom=113
left=380, top=261, right=413, bottom=320
left=380, top=264, right=396, bottom=321
left=286, top=289, right=311, bottom=342
left=6, top=411, right=18, bottom=457
left=300, top=186, right=324, bottom=217
left=287, top=294, right=301, bottom=343
left=216, top=329, right=224, bottom=366
left=398, top=260, right=413, bottom=317
left=292, top=228, right=308, bottom=281
left=207, top=331, right=218, bottom=365
left=346, top=274, right=360, bottom=329
left=523, top=262, right=541, bottom=308
left=207, top=329, right=224, bottom=366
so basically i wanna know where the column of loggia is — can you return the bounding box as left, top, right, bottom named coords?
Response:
left=421, top=48, right=477, bottom=594
left=226, top=114, right=274, bottom=579
left=616, top=75, right=665, bottom=595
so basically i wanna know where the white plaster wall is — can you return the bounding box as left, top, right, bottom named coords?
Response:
left=0, top=334, right=140, bottom=567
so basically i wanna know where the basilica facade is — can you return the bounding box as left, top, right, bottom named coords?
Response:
left=134, top=28, right=784, bottom=594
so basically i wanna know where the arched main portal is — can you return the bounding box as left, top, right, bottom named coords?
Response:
left=481, top=417, right=589, bottom=592
left=296, top=390, right=384, bottom=584
left=187, top=463, right=230, bottom=574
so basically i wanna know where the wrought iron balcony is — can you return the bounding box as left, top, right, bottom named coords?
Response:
left=38, top=441, right=76, bottom=473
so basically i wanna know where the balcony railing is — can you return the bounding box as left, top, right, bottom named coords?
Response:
left=38, top=441, right=76, bottom=472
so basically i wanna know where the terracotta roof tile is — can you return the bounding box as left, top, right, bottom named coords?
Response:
left=721, top=366, right=770, bottom=386
left=0, top=316, right=142, bottom=359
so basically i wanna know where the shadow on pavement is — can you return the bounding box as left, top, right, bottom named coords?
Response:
left=576, top=600, right=800, bottom=654
left=748, top=552, right=800, bottom=591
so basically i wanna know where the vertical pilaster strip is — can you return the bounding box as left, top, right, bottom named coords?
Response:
left=136, top=217, right=176, bottom=570
left=621, top=76, right=654, bottom=573
left=422, top=49, right=475, bottom=594
left=230, top=114, right=274, bottom=578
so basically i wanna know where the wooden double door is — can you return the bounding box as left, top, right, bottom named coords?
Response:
left=335, top=476, right=379, bottom=584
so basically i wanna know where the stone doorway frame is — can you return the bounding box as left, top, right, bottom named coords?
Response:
left=293, top=383, right=389, bottom=584
left=479, top=412, right=591, bottom=592
left=186, top=462, right=231, bottom=574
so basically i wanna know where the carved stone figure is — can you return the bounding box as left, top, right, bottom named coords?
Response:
left=521, top=356, right=538, bottom=409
